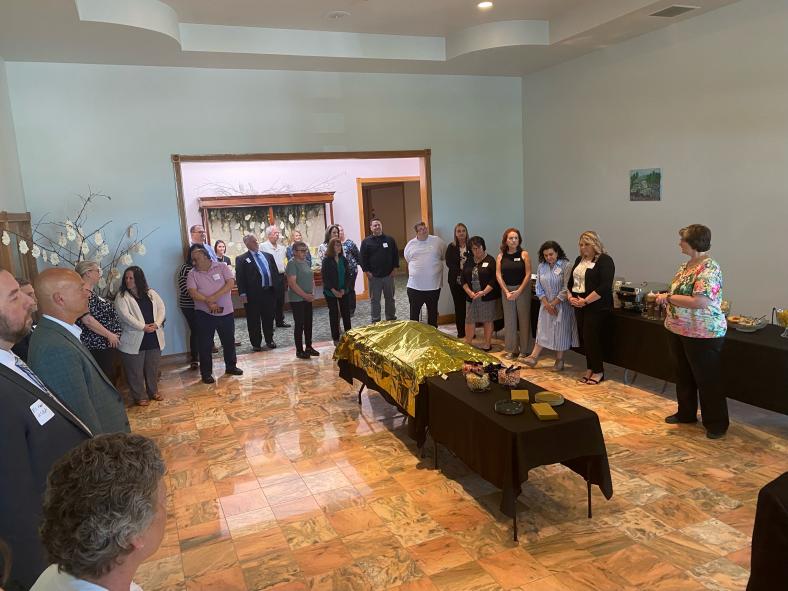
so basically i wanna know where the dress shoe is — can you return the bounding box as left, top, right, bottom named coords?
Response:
left=135, top=399, right=150, bottom=407
left=295, top=351, right=310, bottom=360
left=202, top=375, right=215, bottom=384
left=706, top=430, right=726, bottom=439
left=225, top=367, right=244, bottom=376
left=276, top=322, right=292, bottom=328
left=189, top=361, right=199, bottom=370
left=305, top=347, right=320, bottom=357
left=266, top=342, right=277, bottom=349
left=151, top=394, right=164, bottom=401
left=502, top=352, right=518, bottom=361
left=664, top=414, right=697, bottom=424
left=252, top=346, right=263, bottom=352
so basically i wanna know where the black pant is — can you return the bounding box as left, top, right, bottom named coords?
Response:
left=407, top=287, right=441, bottom=327
left=326, top=294, right=351, bottom=341
left=449, top=281, right=467, bottom=337
left=667, top=331, right=728, bottom=433
left=290, top=301, right=313, bottom=352
left=274, top=273, right=286, bottom=324
left=195, top=310, right=237, bottom=378
left=90, top=347, right=118, bottom=383
left=574, top=305, right=609, bottom=373
left=245, top=289, right=275, bottom=347
left=180, top=307, right=198, bottom=362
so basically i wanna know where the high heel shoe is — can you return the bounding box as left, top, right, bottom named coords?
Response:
left=585, top=373, right=605, bottom=385
left=519, top=355, right=538, bottom=368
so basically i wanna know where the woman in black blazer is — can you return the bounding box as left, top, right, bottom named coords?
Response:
left=462, top=235, right=500, bottom=351
left=445, top=223, right=470, bottom=338
left=567, top=230, right=615, bottom=384
left=321, top=238, right=352, bottom=344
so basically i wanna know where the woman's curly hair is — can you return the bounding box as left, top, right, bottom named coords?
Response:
left=39, top=433, right=165, bottom=578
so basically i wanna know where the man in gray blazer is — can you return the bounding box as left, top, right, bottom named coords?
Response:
left=29, top=268, right=130, bottom=434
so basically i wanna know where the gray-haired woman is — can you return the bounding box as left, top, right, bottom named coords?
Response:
left=75, top=261, right=122, bottom=382
left=31, top=433, right=166, bottom=590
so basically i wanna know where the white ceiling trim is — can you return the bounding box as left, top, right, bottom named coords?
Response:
left=446, top=21, right=549, bottom=60
left=75, top=0, right=180, bottom=44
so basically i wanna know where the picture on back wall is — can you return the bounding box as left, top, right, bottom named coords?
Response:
left=629, top=168, right=662, bottom=201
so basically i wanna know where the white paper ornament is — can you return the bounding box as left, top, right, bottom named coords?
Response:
left=136, top=243, right=146, bottom=256
left=42, top=250, right=48, bottom=262
left=1, top=231, right=9, bottom=246
left=18, top=240, right=29, bottom=254
left=31, top=245, right=41, bottom=258
left=98, top=277, right=107, bottom=289
left=81, top=241, right=90, bottom=255
left=244, top=214, right=251, bottom=221
left=58, top=234, right=67, bottom=247
left=94, top=232, right=104, bottom=245
left=66, top=228, right=76, bottom=241
left=50, top=253, right=60, bottom=266
left=120, top=253, right=133, bottom=265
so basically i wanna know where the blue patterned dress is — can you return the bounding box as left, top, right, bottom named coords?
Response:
left=535, top=260, right=579, bottom=351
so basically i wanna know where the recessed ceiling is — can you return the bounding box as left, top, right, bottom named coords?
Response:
left=0, top=0, right=742, bottom=76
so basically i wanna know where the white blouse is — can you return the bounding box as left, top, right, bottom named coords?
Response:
left=572, top=259, right=595, bottom=293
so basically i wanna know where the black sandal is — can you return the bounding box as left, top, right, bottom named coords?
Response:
left=586, top=374, right=605, bottom=385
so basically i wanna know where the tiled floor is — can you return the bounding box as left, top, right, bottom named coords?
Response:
left=133, top=328, right=787, bottom=591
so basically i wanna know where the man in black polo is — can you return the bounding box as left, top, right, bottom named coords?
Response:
left=359, top=218, right=400, bottom=323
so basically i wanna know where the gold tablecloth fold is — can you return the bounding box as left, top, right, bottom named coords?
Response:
left=333, top=320, right=498, bottom=416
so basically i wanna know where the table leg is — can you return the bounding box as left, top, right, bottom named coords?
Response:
left=513, top=513, right=518, bottom=542
left=357, top=384, right=365, bottom=405
left=434, top=441, right=439, bottom=470
left=587, top=459, right=593, bottom=518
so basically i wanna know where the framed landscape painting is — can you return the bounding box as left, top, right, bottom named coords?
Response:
left=630, top=168, right=661, bottom=201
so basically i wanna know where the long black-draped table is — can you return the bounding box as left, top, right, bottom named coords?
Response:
left=426, top=372, right=613, bottom=540
left=604, top=310, right=788, bottom=415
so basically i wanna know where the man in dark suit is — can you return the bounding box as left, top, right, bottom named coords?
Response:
left=0, top=268, right=92, bottom=589
left=28, top=268, right=130, bottom=435
left=235, top=233, right=279, bottom=351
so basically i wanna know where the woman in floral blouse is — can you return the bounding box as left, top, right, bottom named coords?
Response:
left=75, top=261, right=122, bottom=382
left=656, top=224, right=728, bottom=439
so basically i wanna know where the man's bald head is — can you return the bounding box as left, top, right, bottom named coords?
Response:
left=35, top=268, right=91, bottom=324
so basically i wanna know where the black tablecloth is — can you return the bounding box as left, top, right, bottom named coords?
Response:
left=603, top=311, right=788, bottom=415
left=337, top=359, right=429, bottom=446
left=426, top=372, right=613, bottom=516
left=747, top=471, right=788, bottom=590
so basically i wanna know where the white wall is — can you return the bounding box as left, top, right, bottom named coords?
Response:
left=6, top=63, right=523, bottom=352
left=523, top=0, right=788, bottom=318
left=0, top=59, right=25, bottom=211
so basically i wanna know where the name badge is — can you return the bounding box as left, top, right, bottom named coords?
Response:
left=30, top=399, right=55, bottom=426
left=553, top=267, right=562, bottom=275
left=482, top=262, right=489, bottom=268
left=587, top=262, right=596, bottom=269
left=382, top=243, right=389, bottom=248
left=514, top=258, right=521, bottom=262
left=246, top=257, right=252, bottom=263
left=212, top=273, right=221, bottom=280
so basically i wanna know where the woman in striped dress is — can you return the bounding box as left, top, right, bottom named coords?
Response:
left=522, top=241, right=578, bottom=371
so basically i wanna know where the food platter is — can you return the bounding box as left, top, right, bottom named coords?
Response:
left=727, top=315, right=768, bottom=333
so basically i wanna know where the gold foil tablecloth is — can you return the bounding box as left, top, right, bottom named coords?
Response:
left=334, top=320, right=498, bottom=416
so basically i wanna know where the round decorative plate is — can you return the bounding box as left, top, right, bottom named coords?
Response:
left=494, top=400, right=524, bottom=415
left=534, top=391, right=565, bottom=406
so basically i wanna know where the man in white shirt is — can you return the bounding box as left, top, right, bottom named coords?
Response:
left=0, top=268, right=92, bottom=589
left=404, top=221, right=446, bottom=327
left=260, top=225, right=291, bottom=328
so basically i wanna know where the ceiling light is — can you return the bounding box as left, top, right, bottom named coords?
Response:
left=326, top=10, right=351, bottom=20
left=477, top=1, right=493, bottom=9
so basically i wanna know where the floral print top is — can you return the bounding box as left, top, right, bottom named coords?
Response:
left=664, top=258, right=727, bottom=338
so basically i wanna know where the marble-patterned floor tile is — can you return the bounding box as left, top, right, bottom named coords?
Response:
left=327, top=504, right=384, bottom=537
left=304, top=564, right=371, bottom=591
left=602, top=507, right=675, bottom=542
left=233, top=526, right=291, bottom=562
left=134, top=554, right=185, bottom=591
left=220, top=488, right=269, bottom=517
left=341, top=525, right=404, bottom=559
left=281, top=513, right=339, bottom=549
left=477, top=547, right=550, bottom=588
left=525, top=533, right=595, bottom=570
left=386, top=514, right=448, bottom=547
left=551, top=561, right=625, bottom=591
left=270, top=496, right=322, bottom=523
left=643, top=532, right=725, bottom=571
left=292, top=538, right=354, bottom=576
left=594, top=543, right=682, bottom=587
left=725, top=547, right=751, bottom=571
left=429, top=560, right=501, bottom=591
left=429, top=502, right=493, bottom=533
left=302, top=467, right=353, bottom=495
left=184, top=564, right=246, bottom=591
left=226, top=506, right=277, bottom=539
left=241, top=548, right=302, bottom=591
left=453, top=522, right=517, bottom=560
left=681, top=487, right=742, bottom=516
left=354, top=548, right=424, bottom=589
left=679, top=518, right=751, bottom=555
left=407, top=535, right=475, bottom=575
left=641, top=495, right=711, bottom=529
left=690, top=557, right=750, bottom=591
left=614, top=476, right=669, bottom=506
left=180, top=539, right=238, bottom=579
